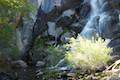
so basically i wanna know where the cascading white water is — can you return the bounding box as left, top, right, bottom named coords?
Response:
left=90, top=0, right=100, bottom=15
left=80, top=0, right=105, bottom=39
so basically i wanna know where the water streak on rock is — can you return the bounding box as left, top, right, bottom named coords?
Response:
left=80, top=0, right=118, bottom=39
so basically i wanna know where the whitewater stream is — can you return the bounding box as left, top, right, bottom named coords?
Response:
left=80, top=0, right=119, bottom=39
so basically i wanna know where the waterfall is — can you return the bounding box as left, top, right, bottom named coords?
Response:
left=90, top=0, right=100, bottom=15
left=80, top=0, right=105, bottom=39
left=80, top=0, right=120, bottom=39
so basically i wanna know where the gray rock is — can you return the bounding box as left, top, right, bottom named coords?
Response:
left=0, top=72, right=13, bottom=80
left=60, top=31, right=75, bottom=43
left=111, top=0, right=120, bottom=3
left=79, top=2, right=91, bottom=19
left=70, top=22, right=83, bottom=33
left=56, top=27, right=64, bottom=38
left=111, top=0, right=120, bottom=9
left=47, top=22, right=63, bottom=39
left=47, top=22, right=56, bottom=37
left=62, top=9, right=75, bottom=17
left=108, top=35, right=120, bottom=57
left=99, top=12, right=119, bottom=39
left=36, top=61, right=45, bottom=67
left=36, top=69, right=43, bottom=76
left=56, top=16, right=73, bottom=27
left=109, top=76, right=120, bottom=80
left=100, top=1, right=112, bottom=13
left=12, top=60, right=28, bottom=68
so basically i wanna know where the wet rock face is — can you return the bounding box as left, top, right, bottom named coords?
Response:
left=99, top=12, right=119, bottom=38
left=111, top=0, right=120, bottom=9
left=44, top=0, right=84, bottom=21
left=80, top=0, right=120, bottom=39
left=60, top=31, right=76, bottom=43
left=100, top=1, right=112, bottom=12
left=78, top=2, right=91, bottom=19
left=108, top=38, right=120, bottom=57
left=61, top=0, right=84, bottom=11
left=56, top=16, right=73, bottom=27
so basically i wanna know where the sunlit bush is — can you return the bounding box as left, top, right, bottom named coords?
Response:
left=65, top=36, right=112, bottom=70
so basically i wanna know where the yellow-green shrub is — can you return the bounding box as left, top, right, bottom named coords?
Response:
left=65, top=36, right=112, bottom=70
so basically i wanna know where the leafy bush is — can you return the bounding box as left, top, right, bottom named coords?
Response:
left=0, top=25, right=19, bottom=60
left=0, top=0, right=34, bottom=25
left=65, top=36, right=112, bottom=70
left=47, top=46, right=65, bottom=66
left=0, top=0, right=35, bottom=60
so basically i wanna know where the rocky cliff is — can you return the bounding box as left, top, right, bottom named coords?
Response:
left=1, top=0, right=119, bottom=80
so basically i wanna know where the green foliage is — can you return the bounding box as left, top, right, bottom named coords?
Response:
left=0, top=0, right=35, bottom=25
left=0, top=25, right=13, bottom=46
left=47, top=46, right=65, bottom=66
left=0, top=25, right=19, bottom=59
left=34, top=36, right=49, bottom=47
left=0, top=0, right=34, bottom=59
left=65, top=36, right=112, bottom=70
left=42, top=69, right=59, bottom=80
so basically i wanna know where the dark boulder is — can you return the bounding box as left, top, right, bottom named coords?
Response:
left=100, top=1, right=112, bottom=13
left=56, top=16, right=74, bottom=27
left=99, top=11, right=119, bottom=39
left=77, top=2, right=91, bottom=19
left=0, top=72, right=14, bottom=80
